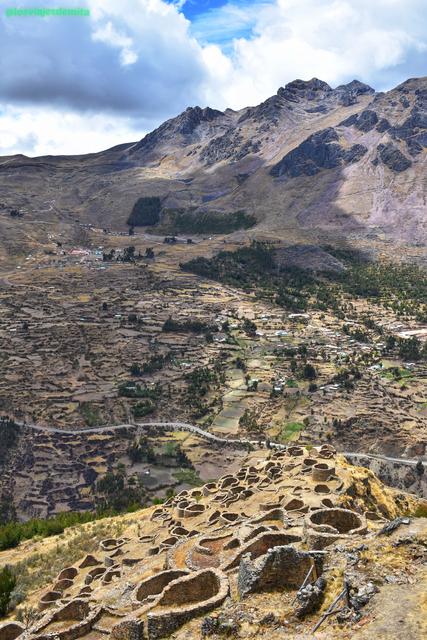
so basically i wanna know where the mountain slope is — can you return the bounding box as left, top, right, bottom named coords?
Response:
left=0, top=76, right=426, bottom=261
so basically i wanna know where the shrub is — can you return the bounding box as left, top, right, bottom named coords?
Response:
left=239, top=409, right=263, bottom=433
left=0, top=418, right=21, bottom=470
left=132, top=400, right=155, bottom=418
left=162, top=317, right=214, bottom=334
left=279, top=422, right=304, bottom=442
left=0, top=511, right=118, bottom=552
left=0, top=566, right=16, bottom=617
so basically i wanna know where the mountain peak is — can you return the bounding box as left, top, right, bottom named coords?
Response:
left=335, top=79, right=375, bottom=95
left=277, top=78, right=332, bottom=102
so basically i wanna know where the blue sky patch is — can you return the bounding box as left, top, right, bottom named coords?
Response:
left=168, top=0, right=271, bottom=48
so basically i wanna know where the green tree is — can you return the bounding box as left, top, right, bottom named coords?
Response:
left=385, top=335, right=396, bottom=351
left=239, top=409, right=262, bottom=433
left=127, top=197, right=161, bottom=227
left=398, top=337, right=421, bottom=361
left=302, top=363, right=317, bottom=381
left=242, top=318, right=257, bottom=337
left=130, top=363, right=142, bottom=377
left=0, top=566, right=16, bottom=617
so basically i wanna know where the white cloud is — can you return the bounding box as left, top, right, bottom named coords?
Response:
left=0, top=0, right=206, bottom=115
left=0, top=0, right=426, bottom=155
left=92, top=21, right=138, bottom=66
left=0, top=105, right=145, bottom=156
left=201, top=0, right=427, bottom=109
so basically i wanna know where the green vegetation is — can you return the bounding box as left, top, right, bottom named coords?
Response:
left=0, top=510, right=119, bottom=552
left=161, top=442, right=191, bottom=467
left=129, top=354, right=171, bottom=377
left=183, top=359, right=226, bottom=419
left=127, top=196, right=161, bottom=227
left=279, top=421, right=304, bottom=442
left=337, top=262, right=427, bottom=321
left=161, top=208, right=256, bottom=234
left=242, top=318, right=257, bottom=337
left=173, top=468, right=203, bottom=487
left=0, top=419, right=21, bottom=525
left=234, top=356, right=247, bottom=372
left=343, top=324, right=371, bottom=343
left=285, top=378, right=298, bottom=388
left=0, top=417, right=21, bottom=468
left=381, top=367, right=413, bottom=381
left=182, top=241, right=274, bottom=287
left=0, top=566, right=15, bottom=617
left=181, top=241, right=427, bottom=330
left=412, top=503, right=427, bottom=518
left=80, top=402, right=101, bottom=427
left=132, top=400, right=155, bottom=418
left=181, top=242, right=315, bottom=313
left=398, top=336, right=427, bottom=361
left=96, top=465, right=146, bottom=512
left=331, top=367, right=362, bottom=389
left=185, top=362, right=225, bottom=399
left=162, top=317, right=215, bottom=334
left=127, top=436, right=156, bottom=464
left=301, top=363, right=317, bottom=381
left=239, top=408, right=263, bottom=434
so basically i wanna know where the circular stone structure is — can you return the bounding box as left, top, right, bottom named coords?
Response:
left=311, top=463, right=335, bottom=482
left=304, top=508, right=367, bottom=549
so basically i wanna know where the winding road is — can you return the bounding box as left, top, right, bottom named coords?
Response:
left=11, top=419, right=424, bottom=467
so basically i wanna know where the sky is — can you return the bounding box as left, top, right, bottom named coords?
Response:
left=0, top=0, right=426, bottom=156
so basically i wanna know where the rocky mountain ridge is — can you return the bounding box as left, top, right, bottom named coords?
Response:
left=0, top=76, right=426, bottom=260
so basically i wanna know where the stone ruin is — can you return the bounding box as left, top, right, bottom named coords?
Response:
left=304, top=507, right=368, bottom=549
left=238, top=545, right=325, bottom=597
left=2, top=442, right=398, bottom=640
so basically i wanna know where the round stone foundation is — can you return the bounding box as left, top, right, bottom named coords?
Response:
left=305, top=508, right=367, bottom=549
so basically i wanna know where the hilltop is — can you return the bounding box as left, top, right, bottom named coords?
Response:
left=0, top=445, right=426, bottom=640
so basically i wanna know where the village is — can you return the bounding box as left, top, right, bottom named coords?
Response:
left=0, top=228, right=426, bottom=520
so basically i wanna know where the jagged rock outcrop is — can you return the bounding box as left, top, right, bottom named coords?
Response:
left=270, top=128, right=367, bottom=177
left=377, top=142, right=412, bottom=172
left=128, top=106, right=224, bottom=156
left=390, top=90, right=427, bottom=155
left=336, top=80, right=375, bottom=106
left=341, top=109, right=378, bottom=132
left=277, top=78, right=333, bottom=102
left=238, top=94, right=285, bottom=124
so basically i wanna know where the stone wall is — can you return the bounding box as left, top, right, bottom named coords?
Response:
left=146, top=569, right=229, bottom=639
left=238, top=545, right=325, bottom=598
